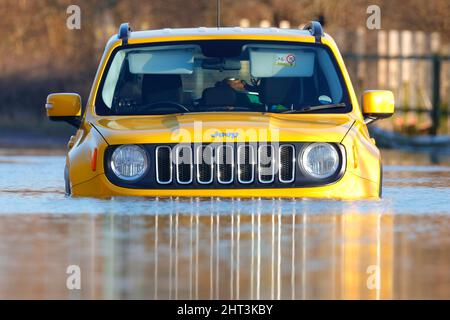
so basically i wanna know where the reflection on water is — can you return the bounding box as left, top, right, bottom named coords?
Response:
left=0, top=149, right=449, bottom=299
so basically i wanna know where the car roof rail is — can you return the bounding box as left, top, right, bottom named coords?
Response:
left=303, top=21, right=324, bottom=43
left=118, top=22, right=132, bottom=45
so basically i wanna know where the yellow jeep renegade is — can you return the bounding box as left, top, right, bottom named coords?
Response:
left=46, top=21, right=394, bottom=199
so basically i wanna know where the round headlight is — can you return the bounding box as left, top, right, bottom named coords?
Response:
left=110, top=145, right=148, bottom=181
left=301, top=143, right=339, bottom=179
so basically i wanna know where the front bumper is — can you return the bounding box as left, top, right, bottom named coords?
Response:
left=71, top=170, right=379, bottom=200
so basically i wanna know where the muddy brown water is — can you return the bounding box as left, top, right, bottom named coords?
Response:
left=0, top=148, right=449, bottom=299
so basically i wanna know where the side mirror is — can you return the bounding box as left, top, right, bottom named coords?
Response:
left=45, top=93, right=82, bottom=128
left=362, top=90, right=395, bottom=124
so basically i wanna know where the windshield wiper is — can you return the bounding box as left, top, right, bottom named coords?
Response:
left=280, top=103, right=347, bottom=114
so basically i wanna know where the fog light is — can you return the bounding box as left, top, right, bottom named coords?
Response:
left=111, top=145, right=148, bottom=181
left=301, top=143, right=339, bottom=179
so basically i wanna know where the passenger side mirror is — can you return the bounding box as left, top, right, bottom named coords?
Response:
left=45, top=93, right=82, bottom=128
left=362, top=90, right=394, bottom=124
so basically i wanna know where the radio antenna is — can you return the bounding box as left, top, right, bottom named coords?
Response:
left=217, top=0, right=221, bottom=28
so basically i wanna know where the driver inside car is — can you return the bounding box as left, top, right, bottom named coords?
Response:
left=216, top=77, right=262, bottom=110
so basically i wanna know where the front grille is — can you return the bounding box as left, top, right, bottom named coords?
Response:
left=217, top=145, right=234, bottom=184
left=155, top=146, right=172, bottom=184
left=237, top=145, right=255, bottom=184
left=175, top=145, right=193, bottom=184
left=196, top=145, right=213, bottom=184
left=279, top=145, right=295, bottom=183
left=258, top=145, right=275, bottom=183
left=104, top=142, right=346, bottom=189
left=106, top=142, right=344, bottom=189
left=156, top=143, right=299, bottom=186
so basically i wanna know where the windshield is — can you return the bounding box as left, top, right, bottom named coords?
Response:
left=96, top=40, right=351, bottom=115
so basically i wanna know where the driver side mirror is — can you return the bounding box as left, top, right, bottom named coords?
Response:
left=45, top=93, right=82, bottom=128
left=362, top=90, right=395, bottom=124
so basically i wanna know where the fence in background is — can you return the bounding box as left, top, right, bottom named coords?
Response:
left=344, top=53, right=450, bottom=135
left=341, top=29, right=450, bottom=136
left=239, top=20, right=450, bottom=136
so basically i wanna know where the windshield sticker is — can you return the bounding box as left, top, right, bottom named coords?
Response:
left=275, top=54, right=296, bottom=67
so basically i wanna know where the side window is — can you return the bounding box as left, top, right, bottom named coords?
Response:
left=300, top=49, right=343, bottom=106
left=315, top=60, right=332, bottom=98
left=316, top=48, right=343, bottom=103
left=102, top=51, right=126, bottom=110
left=111, top=59, right=143, bottom=111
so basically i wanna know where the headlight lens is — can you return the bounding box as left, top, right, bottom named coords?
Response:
left=111, top=145, right=148, bottom=181
left=301, top=143, right=339, bottom=179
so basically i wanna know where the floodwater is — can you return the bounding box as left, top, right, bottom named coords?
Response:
left=0, top=148, right=449, bottom=300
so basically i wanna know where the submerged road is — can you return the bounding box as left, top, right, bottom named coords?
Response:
left=0, top=149, right=449, bottom=299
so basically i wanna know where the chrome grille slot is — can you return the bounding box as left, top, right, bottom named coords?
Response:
left=155, top=146, right=172, bottom=184
left=258, top=145, right=275, bottom=183
left=237, top=145, right=255, bottom=184
left=217, top=145, right=234, bottom=184
left=279, top=145, right=295, bottom=183
left=152, top=143, right=308, bottom=187
left=196, top=145, right=214, bottom=184
left=175, top=145, right=193, bottom=184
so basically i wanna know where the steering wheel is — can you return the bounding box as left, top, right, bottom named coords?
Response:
left=250, top=77, right=261, bottom=87
left=135, top=101, right=190, bottom=114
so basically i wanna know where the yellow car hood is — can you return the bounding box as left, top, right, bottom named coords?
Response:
left=92, top=112, right=355, bottom=145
